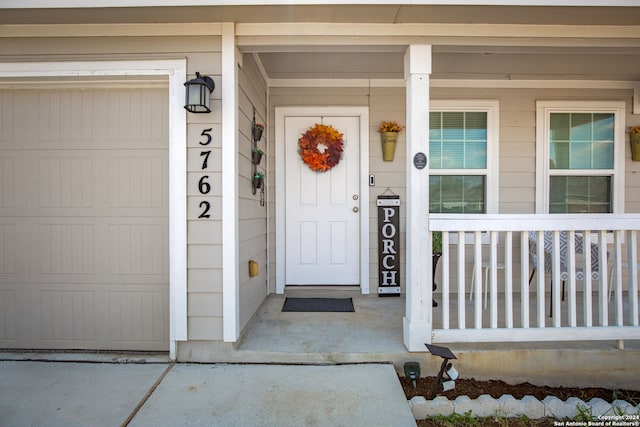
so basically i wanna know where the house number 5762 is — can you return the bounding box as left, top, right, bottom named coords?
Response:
left=197, top=128, right=213, bottom=218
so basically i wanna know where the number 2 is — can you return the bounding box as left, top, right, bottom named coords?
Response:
left=198, top=201, right=211, bottom=218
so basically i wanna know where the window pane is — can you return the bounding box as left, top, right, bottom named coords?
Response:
left=442, top=112, right=464, bottom=140
left=549, top=176, right=612, bottom=213
left=442, top=141, right=465, bottom=169
left=430, top=175, right=485, bottom=213
left=465, top=141, right=487, bottom=168
left=549, top=113, right=614, bottom=170
left=429, top=111, right=487, bottom=170
left=570, top=113, right=593, bottom=141
left=593, top=113, right=614, bottom=140
left=464, top=112, right=487, bottom=140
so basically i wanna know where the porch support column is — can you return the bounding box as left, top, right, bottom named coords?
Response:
left=403, top=45, right=433, bottom=352
left=222, top=22, right=240, bottom=342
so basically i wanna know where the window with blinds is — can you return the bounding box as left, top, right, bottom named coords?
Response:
left=536, top=101, right=624, bottom=214
left=429, top=111, right=488, bottom=213
left=548, top=112, right=614, bottom=213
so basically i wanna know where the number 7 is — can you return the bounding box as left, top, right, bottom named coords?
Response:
left=200, top=151, right=211, bottom=169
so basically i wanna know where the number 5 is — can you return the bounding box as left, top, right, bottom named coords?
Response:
left=199, top=128, right=213, bottom=146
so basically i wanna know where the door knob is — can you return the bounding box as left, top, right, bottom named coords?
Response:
left=353, top=207, right=359, bottom=212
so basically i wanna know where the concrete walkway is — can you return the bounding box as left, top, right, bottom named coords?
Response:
left=0, top=360, right=416, bottom=427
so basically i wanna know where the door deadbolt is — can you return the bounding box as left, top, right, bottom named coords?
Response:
left=352, top=195, right=359, bottom=200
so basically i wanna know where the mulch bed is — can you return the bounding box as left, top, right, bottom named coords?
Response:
left=400, top=376, right=640, bottom=403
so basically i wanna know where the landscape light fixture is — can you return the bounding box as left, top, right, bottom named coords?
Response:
left=184, top=72, right=215, bottom=113
left=425, top=343, right=458, bottom=399
left=403, top=362, right=421, bottom=389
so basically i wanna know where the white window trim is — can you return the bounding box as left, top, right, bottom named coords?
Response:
left=535, top=100, right=626, bottom=214
left=429, top=99, right=500, bottom=214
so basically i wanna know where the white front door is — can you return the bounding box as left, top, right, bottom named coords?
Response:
left=284, top=114, right=361, bottom=286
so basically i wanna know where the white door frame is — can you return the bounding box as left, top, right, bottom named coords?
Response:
left=0, top=59, right=188, bottom=359
left=275, top=106, right=369, bottom=294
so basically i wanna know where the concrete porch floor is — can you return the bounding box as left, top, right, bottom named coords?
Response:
left=231, top=288, right=640, bottom=390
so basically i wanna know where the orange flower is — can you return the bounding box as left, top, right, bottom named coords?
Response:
left=298, top=124, right=344, bottom=172
left=378, top=121, right=404, bottom=133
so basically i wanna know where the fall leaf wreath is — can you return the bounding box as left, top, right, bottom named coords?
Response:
left=298, top=124, right=344, bottom=172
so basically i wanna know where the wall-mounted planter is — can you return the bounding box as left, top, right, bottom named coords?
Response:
left=252, top=174, right=264, bottom=193
left=252, top=124, right=264, bottom=142
left=252, top=149, right=263, bottom=165
left=631, top=132, right=640, bottom=161
left=381, top=131, right=398, bottom=161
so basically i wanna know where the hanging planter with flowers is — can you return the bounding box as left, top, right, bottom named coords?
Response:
left=378, top=120, right=404, bottom=161
left=298, top=123, right=344, bottom=172
left=252, top=147, right=263, bottom=165
left=252, top=123, right=264, bottom=142
left=252, top=171, right=264, bottom=192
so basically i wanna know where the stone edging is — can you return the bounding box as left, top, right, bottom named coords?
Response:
left=409, top=395, right=640, bottom=421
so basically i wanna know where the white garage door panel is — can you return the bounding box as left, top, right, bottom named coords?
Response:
left=0, top=87, right=169, bottom=351
left=0, top=90, right=167, bottom=150
left=0, top=283, right=167, bottom=350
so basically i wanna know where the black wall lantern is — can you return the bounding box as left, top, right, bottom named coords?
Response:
left=184, top=72, right=215, bottom=113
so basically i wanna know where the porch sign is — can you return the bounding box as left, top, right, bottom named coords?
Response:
left=377, top=195, right=400, bottom=296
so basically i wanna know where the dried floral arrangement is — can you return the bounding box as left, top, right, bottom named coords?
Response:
left=378, top=121, right=404, bottom=133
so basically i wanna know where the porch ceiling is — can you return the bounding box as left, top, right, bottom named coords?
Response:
left=2, top=4, right=639, bottom=83
left=255, top=47, right=640, bottom=82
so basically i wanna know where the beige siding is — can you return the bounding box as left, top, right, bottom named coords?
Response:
left=182, top=39, right=223, bottom=342
left=0, top=33, right=226, bottom=345
left=237, top=54, right=269, bottom=333
left=269, top=86, right=405, bottom=293
left=269, top=85, right=640, bottom=293
left=0, top=36, right=221, bottom=67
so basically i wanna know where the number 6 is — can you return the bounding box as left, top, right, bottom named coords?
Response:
left=198, top=175, right=211, bottom=194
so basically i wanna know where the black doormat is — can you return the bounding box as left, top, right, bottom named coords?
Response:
left=282, top=297, right=354, bottom=313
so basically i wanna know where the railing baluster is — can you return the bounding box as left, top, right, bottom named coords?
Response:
left=598, top=230, right=609, bottom=327
left=520, top=231, right=530, bottom=329
left=474, top=231, right=483, bottom=328
left=628, top=230, right=639, bottom=326
left=489, top=230, right=498, bottom=328
left=457, top=231, right=466, bottom=329
left=505, top=231, right=513, bottom=329
left=567, top=230, right=577, bottom=327
left=614, top=230, right=624, bottom=326
left=442, top=231, right=450, bottom=330
left=582, top=230, right=592, bottom=327
left=536, top=230, right=546, bottom=328
left=551, top=231, right=561, bottom=326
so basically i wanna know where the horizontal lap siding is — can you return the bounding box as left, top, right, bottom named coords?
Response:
left=175, top=36, right=223, bottom=341
left=269, top=86, right=405, bottom=293
left=0, top=34, right=225, bottom=345
left=238, top=54, right=269, bottom=334
left=269, top=86, right=638, bottom=293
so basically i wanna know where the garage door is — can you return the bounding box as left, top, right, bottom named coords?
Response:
left=0, top=85, right=169, bottom=351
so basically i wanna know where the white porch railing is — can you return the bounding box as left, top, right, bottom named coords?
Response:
left=427, top=214, right=640, bottom=344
